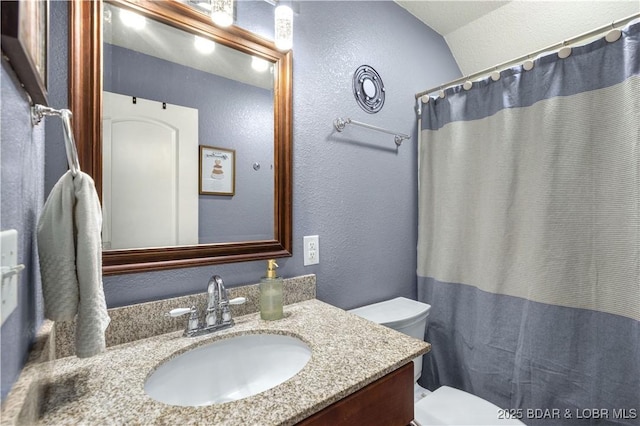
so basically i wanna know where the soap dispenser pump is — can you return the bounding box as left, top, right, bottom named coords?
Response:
left=260, top=259, right=283, bottom=320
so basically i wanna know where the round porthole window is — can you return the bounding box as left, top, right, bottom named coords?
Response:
left=353, top=65, right=385, bottom=114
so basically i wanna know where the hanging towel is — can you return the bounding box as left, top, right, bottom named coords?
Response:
left=37, top=171, right=110, bottom=358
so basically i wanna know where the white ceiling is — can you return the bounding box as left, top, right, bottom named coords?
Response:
left=395, top=1, right=640, bottom=77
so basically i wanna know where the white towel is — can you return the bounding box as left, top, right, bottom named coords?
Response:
left=37, top=171, right=110, bottom=358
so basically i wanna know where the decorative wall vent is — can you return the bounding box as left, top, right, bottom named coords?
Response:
left=352, top=65, right=385, bottom=114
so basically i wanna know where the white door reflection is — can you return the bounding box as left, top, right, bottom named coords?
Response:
left=102, top=92, right=199, bottom=250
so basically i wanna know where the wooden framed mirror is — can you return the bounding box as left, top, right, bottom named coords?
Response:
left=70, top=0, right=292, bottom=275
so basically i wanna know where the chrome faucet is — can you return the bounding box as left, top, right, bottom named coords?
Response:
left=166, top=275, right=245, bottom=337
left=206, top=275, right=232, bottom=329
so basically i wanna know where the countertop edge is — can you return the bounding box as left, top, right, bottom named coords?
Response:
left=1, top=320, right=55, bottom=426
left=36, top=299, right=430, bottom=425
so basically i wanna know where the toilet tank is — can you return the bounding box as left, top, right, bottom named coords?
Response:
left=349, top=297, right=431, bottom=382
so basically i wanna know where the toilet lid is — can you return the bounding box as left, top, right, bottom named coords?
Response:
left=348, top=297, right=431, bottom=328
left=414, top=386, right=526, bottom=425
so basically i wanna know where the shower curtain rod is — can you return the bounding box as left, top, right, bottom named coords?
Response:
left=415, top=12, right=640, bottom=100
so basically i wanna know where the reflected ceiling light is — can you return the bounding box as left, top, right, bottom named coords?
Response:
left=251, top=56, right=269, bottom=72
left=194, top=35, right=216, bottom=54
left=274, top=4, right=293, bottom=51
left=119, top=9, right=146, bottom=30
left=211, top=0, right=234, bottom=27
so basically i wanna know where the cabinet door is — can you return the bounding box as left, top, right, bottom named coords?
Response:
left=298, top=362, right=414, bottom=426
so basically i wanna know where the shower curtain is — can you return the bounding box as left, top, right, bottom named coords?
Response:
left=417, top=21, right=639, bottom=425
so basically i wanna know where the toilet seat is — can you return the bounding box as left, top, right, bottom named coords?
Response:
left=414, top=386, right=525, bottom=425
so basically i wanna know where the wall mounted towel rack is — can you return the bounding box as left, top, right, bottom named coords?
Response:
left=334, top=117, right=411, bottom=146
left=1, top=265, right=25, bottom=281
left=31, top=104, right=81, bottom=177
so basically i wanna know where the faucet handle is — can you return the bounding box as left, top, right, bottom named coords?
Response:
left=166, top=307, right=193, bottom=317
left=218, top=297, right=246, bottom=323
left=166, top=306, right=199, bottom=333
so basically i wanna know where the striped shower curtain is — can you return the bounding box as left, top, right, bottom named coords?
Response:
left=417, top=21, right=639, bottom=425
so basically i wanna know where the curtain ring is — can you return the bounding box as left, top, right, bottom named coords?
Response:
left=558, top=40, right=572, bottom=59
left=605, top=22, right=622, bottom=43
left=490, top=67, right=501, bottom=82
left=523, top=55, right=534, bottom=71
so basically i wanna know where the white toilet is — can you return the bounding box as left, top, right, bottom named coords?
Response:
left=349, top=297, right=525, bottom=426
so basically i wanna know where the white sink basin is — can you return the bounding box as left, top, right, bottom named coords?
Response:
left=144, top=333, right=311, bottom=406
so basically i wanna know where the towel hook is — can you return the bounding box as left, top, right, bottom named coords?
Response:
left=32, top=105, right=81, bottom=177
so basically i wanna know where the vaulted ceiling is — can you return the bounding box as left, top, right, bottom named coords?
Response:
left=394, top=1, right=640, bottom=76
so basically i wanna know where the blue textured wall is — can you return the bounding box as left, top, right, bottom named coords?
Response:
left=0, top=0, right=68, bottom=402
left=0, top=61, right=46, bottom=400
left=1, top=0, right=460, bottom=401
left=95, top=1, right=460, bottom=309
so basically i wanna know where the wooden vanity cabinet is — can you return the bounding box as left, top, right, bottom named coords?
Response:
left=297, top=362, right=414, bottom=426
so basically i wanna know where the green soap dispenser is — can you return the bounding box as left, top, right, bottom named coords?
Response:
left=260, top=259, right=283, bottom=320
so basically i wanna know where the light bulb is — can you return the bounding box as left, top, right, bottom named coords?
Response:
left=119, top=9, right=146, bottom=30
left=194, top=35, right=216, bottom=54
left=251, top=56, right=269, bottom=72
left=274, top=5, right=293, bottom=51
left=211, top=0, right=234, bottom=27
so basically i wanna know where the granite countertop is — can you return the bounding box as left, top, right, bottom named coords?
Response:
left=37, top=299, right=430, bottom=425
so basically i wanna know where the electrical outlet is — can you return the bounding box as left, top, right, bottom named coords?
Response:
left=303, top=235, right=319, bottom=266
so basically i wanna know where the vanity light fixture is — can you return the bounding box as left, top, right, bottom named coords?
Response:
left=211, top=0, right=234, bottom=27
left=251, top=56, right=270, bottom=72
left=194, top=35, right=216, bottom=54
left=274, top=4, right=293, bottom=51
left=119, top=8, right=146, bottom=30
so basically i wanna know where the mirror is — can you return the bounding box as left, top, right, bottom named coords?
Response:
left=70, top=0, right=292, bottom=274
left=102, top=2, right=275, bottom=249
left=362, top=78, right=376, bottom=98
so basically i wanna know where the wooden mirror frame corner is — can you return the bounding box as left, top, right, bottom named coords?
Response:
left=69, top=0, right=292, bottom=275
